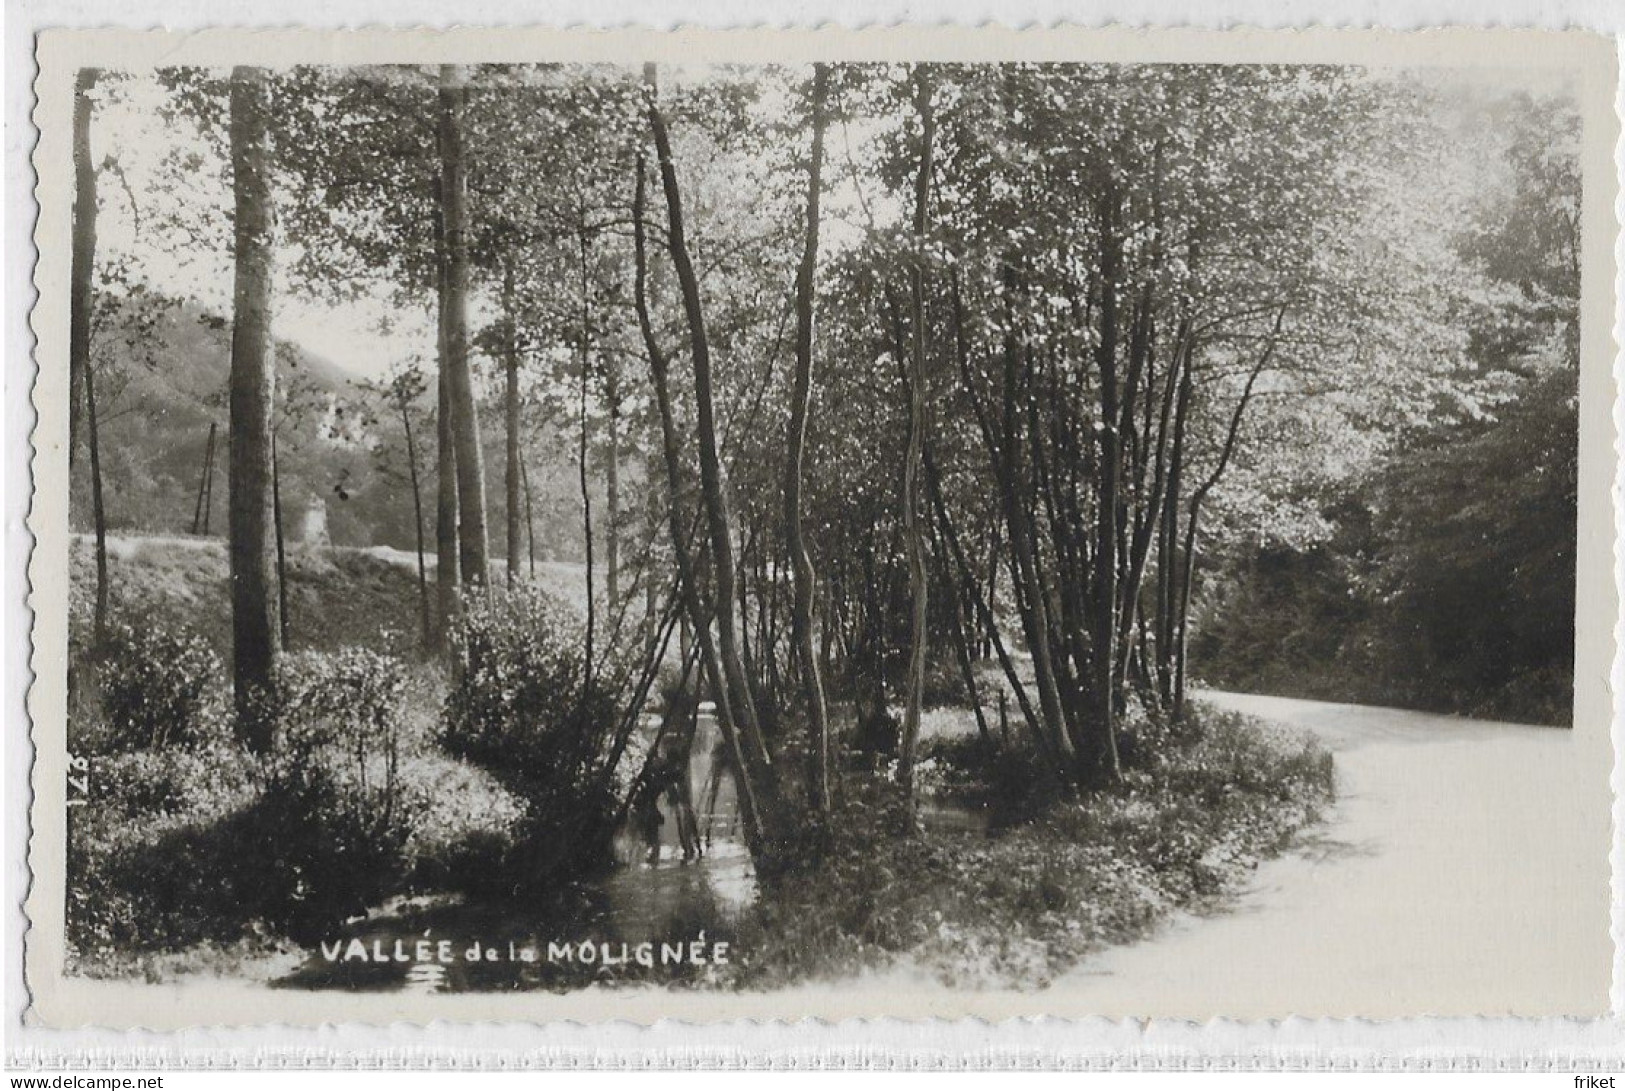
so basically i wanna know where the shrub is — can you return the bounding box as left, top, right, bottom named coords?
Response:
left=94, top=737, right=254, bottom=818
left=920, top=654, right=970, bottom=709
left=72, top=647, right=430, bottom=951
left=733, top=785, right=944, bottom=983
left=79, top=648, right=431, bottom=952
left=251, top=648, right=426, bottom=940
left=440, top=586, right=629, bottom=885
left=66, top=725, right=260, bottom=968
left=917, top=732, right=1061, bottom=825
left=64, top=647, right=536, bottom=971
left=275, top=647, right=413, bottom=792
left=92, top=615, right=223, bottom=751
left=404, top=751, right=528, bottom=898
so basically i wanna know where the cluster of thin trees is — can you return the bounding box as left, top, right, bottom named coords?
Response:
left=68, top=60, right=1529, bottom=861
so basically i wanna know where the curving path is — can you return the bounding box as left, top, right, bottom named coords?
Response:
left=1055, top=691, right=1611, bottom=1018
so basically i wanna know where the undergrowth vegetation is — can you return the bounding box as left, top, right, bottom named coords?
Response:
left=66, top=538, right=1334, bottom=990
left=64, top=543, right=652, bottom=979
left=439, top=585, right=640, bottom=888
left=66, top=588, right=529, bottom=976
left=66, top=654, right=528, bottom=976
left=732, top=702, right=1335, bottom=989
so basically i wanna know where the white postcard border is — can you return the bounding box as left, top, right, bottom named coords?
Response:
left=10, top=13, right=1623, bottom=1052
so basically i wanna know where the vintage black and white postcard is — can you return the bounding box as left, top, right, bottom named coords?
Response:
left=21, top=25, right=1619, bottom=1029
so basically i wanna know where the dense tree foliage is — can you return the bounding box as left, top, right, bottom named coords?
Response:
left=72, top=62, right=1583, bottom=872
left=1194, top=90, right=1580, bottom=724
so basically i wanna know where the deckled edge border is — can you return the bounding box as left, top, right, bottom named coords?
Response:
left=7, top=15, right=1624, bottom=1064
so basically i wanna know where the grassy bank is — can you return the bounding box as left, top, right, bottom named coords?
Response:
left=69, top=535, right=595, bottom=662
left=71, top=535, right=425, bottom=661
left=64, top=662, right=530, bottom=980
left=65, top=536, right=529, bottom=979
left=732, top=704, right=1335, bottom=989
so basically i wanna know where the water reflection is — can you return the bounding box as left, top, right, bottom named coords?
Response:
left=278, top=708, right=753, bottom=993
left=404, top=960, right=449, bottom=994
left=276, top=707, right=989, bottom=993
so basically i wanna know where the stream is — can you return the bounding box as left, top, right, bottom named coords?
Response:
left=277, top=706, right=989, bottom=993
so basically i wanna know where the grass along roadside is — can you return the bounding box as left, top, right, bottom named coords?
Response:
left=730, top=703, right=1335, bottom=990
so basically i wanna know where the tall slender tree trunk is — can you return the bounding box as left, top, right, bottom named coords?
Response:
left=926, top=459, right=1049, bottom=757
left=83, top=330, right=108, bottom=648
left=1174, top=509, right=1200, bottom=718
left=984, top=280, right=1074, bottom=770
left=401, top=397, right=431, bottom=647
left=644, top=470, right=661, bottom=656
left=434, top=361, right=460, bottom=636
left=70, top=67, right=109, bottom=645
left=521, top=455, right=535, bottom=578
left=1170, top=308, right=1283, bottom=717
left=644, top=66, right=781, bottom=848
left=1111, top=292, right=1156, bottom=695
left=432, top=191, right=460, bottom=648
left=192, top=422, right=216, bottom=535
left=604, top=356, right=621, bottom=606
left=226, top=66, right=280, bottom=749
left=1090, top=191, right=1124, bottom=784
left=438, top=64, right=489, bottom=588
left=502, top=259, right=523, bottom=585
left=898, top=66, right=935, bottom=812
left=1117, top=315, right=1186, bottom=696
left=1157, top=347, right=1192, bottom=706
left=577, top=227, right=596, bottom=674
left=632, top=150, right=774, bottom=861
left=201, top=427, right=217, bottom=536
left=272, top=431, right=290, bottom=648
left=934, top=517, right=991, bottom=745
left=786, top=63, right=833, bottom=816
left=69, top=67, right=97, bottom=477
left=982, top=520, right=1000, bottom=658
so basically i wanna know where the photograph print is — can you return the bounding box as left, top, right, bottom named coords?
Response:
left=25, top=27, right=1618, bottom=1026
